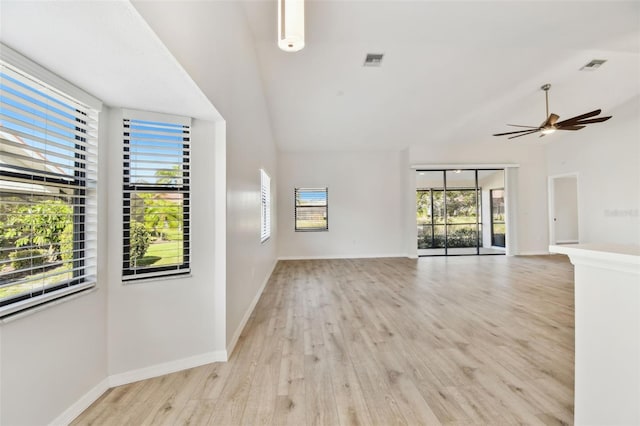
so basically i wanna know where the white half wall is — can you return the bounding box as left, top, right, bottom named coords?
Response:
left=278, top=150, right=407, bottom=259
left=546, top=95, right=640, bottom=245
left=132, top=1, right=279, bottom=352
left=410, top=140, right=549, bottom=254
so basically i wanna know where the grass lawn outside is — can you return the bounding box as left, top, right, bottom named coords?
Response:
left=136, top=239, right=183, bottom=267
left=0, top=263, right=72, bottom=300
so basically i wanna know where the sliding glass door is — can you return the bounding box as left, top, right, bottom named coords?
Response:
left=416, top=169, right=505, bottom=256
left=417, top=171, right=445, bottom=254
left=490, top=189, right=505, bottom=248
left=445, top=170, right=480, bottom=255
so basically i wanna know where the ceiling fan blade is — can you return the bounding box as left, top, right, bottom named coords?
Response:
left=508, top=129, right=540, bottom=139
left=557, top=125, right=586, bottom=131
left=507, top=124, right=539, bottom=129
left=562, top=116, right=612, bottom=126
left=493, top=128, right=541, bottom=137
left=555, top=109, right=602, bottom=126
left=541, top=113, right=560, bottom=128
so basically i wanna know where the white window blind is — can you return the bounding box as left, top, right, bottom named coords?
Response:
left=0, top=61, right=99, bottom=317
left=122, top=112, right=191, bottom=280
left=260, top=169, right=271, bottom=242
left=295, top=187, right=328, bottom=231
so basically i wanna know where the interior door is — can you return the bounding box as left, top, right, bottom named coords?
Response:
left=552, top=176, right=579, bottom=244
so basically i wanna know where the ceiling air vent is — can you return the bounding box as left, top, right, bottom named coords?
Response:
left=364, top=53, right=384, bottom=67
left=580, top=59, right=607, bottom=71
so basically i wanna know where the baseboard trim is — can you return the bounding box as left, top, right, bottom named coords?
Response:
left=108, top=350, right=227, bottom=388
left=226, top=258, right=278, bottom=358
left=555, top=240, right=579, bottom=244
left=278, top=253, right=409, bottom=261
left=51, top=377, right=110, bottom=426
left=518, top=251, right=551, bottom=256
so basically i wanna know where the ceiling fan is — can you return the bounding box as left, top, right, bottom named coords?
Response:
left=493, top=84, right=612, bottom=140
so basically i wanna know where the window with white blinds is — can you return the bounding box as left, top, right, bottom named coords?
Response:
left=295, top=187, right=328, bottom=231
left=260, top=169, right=271, bottom=242
left=0, top=61, right=99, bottom=316
left=122, top=113, right=190, bottom=280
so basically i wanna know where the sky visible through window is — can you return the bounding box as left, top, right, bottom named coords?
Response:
left=127, top=119, right=185, bottom=185
left=1, top=70, right=79, bottom=177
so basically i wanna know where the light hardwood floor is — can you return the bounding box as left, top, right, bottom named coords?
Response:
left=74, top=255, right=575, bottom=425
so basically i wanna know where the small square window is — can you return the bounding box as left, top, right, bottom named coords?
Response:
left=295, top=188, right=328, bottom=231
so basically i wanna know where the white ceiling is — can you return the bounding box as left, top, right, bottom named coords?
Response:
left=1, top=1, right=638, bottom=153
left=0, top=1, right=219, bottom=121
left=242, top=0, right=640, bottom=151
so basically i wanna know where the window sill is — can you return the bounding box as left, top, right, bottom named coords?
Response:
left=0, top=283, right=97, bottom=323
left=122, top=271, right=192, bottom=285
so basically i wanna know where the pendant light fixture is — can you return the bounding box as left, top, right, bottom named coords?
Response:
left=278, top=0, right=305, bottom=52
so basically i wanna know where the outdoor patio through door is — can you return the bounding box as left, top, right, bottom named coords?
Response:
left=416, top=169, right=506, bottom=256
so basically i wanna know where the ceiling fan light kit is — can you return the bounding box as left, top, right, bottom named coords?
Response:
left=278, top=0, right=305, bottom=52
left=493, top=83, right=612, bottom=140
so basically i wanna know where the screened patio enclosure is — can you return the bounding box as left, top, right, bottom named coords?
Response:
left=416, top=169, right=506, bottom=256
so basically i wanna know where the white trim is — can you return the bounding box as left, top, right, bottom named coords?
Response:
left=411, top=163, right=519, bottom=170
left=0, top=286, right=97, bottom=322
left=555, top=240, right=579, bottom=244
left=122, top=108, right=191, bottom=126
left=278, top=254, right=409, bottom=261
left=226, top=258, right=278, bottom=357
left=58, top=350, right=227, bottom=424
left=122, top=272, right=193, bottom=284
left=550, top=243, right=640, bottom=275
left=50, top=378, right=110, bottom=426
left=504, top=167, right=518, bottom=256
left=214, top=121, right=227, bottom=354
left=517, top=251, right=551, bottom=256
left=0, top=43, right=102, bottom=111
left=108, top=350, right=227, bottom=388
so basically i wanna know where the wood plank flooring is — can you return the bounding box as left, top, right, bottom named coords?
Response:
left=73, top=255, right=575, bottom=425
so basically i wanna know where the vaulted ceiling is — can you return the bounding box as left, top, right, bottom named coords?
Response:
left=2, top=1, right=638, bottom=153
left=242, top=1, right=640, bottom=151
left=0, top=1, right=219, bottom=121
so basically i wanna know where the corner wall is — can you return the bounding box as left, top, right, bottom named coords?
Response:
left=132, top=1, right=279, bottom=353
left=106, top=111, right=225, bottom=377
left=0, top=108, right=110, bottom=426
left=546, top=95, right=640, bottom=245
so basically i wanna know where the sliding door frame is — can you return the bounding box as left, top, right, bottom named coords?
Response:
left=416, top=168, right=505, bottom=257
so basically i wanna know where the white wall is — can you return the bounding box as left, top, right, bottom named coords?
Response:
left=1, top=2, right=276, bottom=423
left=278, top=150, right=406, bottom=259
left=106, top=110, right=226, bottom=376
left=0, top=108, right=110, bottom=426
left=546, top=95, right=640, bottom=245
left=410, top=139, right=549, bottom=254
left=132, top=1, right=279, bottom=352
